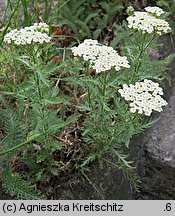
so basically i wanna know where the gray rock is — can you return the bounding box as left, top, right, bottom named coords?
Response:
left=133, top=35, right=175, bottom=200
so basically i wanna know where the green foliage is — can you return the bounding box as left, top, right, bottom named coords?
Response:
left=103, top=154, right=139, bottom=191
left=0, top=0, right=20, bottom=46
left=58, top=0, right=125, bottom=39
left=157, top=0, right=175, bottom=15
left=118, top=28, right=175, bottom=84
left=0, top=0, right=125, bottom=43
left=0, top=109, right=27, bottom=169
left=0, top=110, right=26, bottom=148
left=110, top=23, right=132, bottom=48
left=21, top=0, right=30, bottom=26
left=0, top=1, right=174, bottom=198
left=0, top=23, right=79, bottom=196
left=67, top=10, right=175, bottom=189
left=1, top=169, right=45, bottom=199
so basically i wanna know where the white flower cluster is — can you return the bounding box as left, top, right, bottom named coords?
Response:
left=145, top=6, right=164, bottom=17
left=127, top=7, right=171, bottom=35
left=71, top=39, right=130, bottom=73
left=118, top=79, right=168, bottom=116
left=4, top=22, right=51, bottom=45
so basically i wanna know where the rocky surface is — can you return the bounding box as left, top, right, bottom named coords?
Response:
left=133, top=34, right=175, bottom=200
left=47, top=163, right=131, bottom=200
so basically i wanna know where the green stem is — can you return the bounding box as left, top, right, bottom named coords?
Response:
left=34, top=70, right=42, bottom=101
left=86, top=62, right=91, bottom=108
left=81, top=170, right=105, bottom=199
left=59, top=0, right=71, bottom=10
left=34, top=70, right=48, bottom=136
left=100, top=71, right=108, bottom=113
left=102, top=157, right=139, bottom=191
left=131, top=34, right=157, bottom=82
left=87, top=86, right=91, bottom=107
left=32, top=53, right=48, bottom=138
left=102, top=72, right=108, bottom=97
left=0, top=134, right=42, bottom=156
left=31, top=48, right=44, bottom=100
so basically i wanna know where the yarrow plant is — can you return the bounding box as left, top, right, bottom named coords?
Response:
left=1, top=22, right=77, bottom=189
left=127, top=6, right=171, bottom=35
left=69, top=38, right=141, bottom=188
left=0, top=3, right=174, bottom=199
left=71, top=39, right=130, bottom=73
left=68, top=5, right=173, bottom=192
left=4, top=22, right=51, bottom=45
left=118, top=79, right=168, bottom=116
left=124, top=6, right=173, bottom=83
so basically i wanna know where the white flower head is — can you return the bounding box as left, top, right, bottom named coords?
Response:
left=127, top=8, right=171, bottom=35
left=145, top=6, right=164, bottom=17
left=118, top=79, right=168, bottom=116
left=4, top=22, right=51, bottom=45
left=71, top=39, right=130, bottom=73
